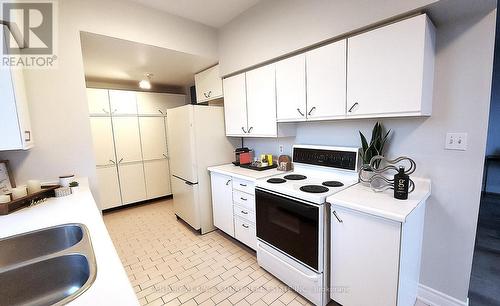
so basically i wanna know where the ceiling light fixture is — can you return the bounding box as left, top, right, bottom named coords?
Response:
left=139, top=73, right=153, bottom=90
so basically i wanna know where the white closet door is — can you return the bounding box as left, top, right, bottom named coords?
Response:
left=89, top=117, right=116, bottom=166
left=112, top=117, right=143, bottom=163
left=87, top=88, right=110, bottom=115
left=96, top=165, right=122, bottom=210
left=306, top=39, right=347, bottom=120
left=136, top=92, right=185, bottom=115
left=223, top=73, right=248, bottom=136
left=139, top=117, right=167, bottom=160
left=246, top=64, right=277, bottom=137
left=109, top=90, right=137, bottom=115
left=144, top=159, right=171, bottom=199
left=276, top=54, right=307, bottom=121
left=118, top=162, right=147, bottom=204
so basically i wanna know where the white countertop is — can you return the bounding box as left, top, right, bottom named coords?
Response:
left=0, top=179, right=138, bottom=306
left=327, top=178, right=431, bottom=222
left=207, top=163, right=286, bottom=181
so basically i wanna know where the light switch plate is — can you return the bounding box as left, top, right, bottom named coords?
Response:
left=445, top=133, right=467, bottom=151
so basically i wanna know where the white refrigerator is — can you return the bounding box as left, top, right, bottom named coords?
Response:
left=166, top=104, right=236, bottom=234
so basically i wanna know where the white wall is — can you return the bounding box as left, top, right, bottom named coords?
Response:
left=227, top=2, right=497, bottom=304
left=218, top=0, right=439, bottom=76
left=0, top=0, right=218, bottom=204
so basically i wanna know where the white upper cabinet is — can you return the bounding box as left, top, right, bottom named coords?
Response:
left=306, top=39, right=347, bottom=120
left=195, top=64, right=223, bottom=103
left=109, top=90, right=138, bottom=115
left=346, top=14, right=435, bottom=117
left=112, top=117, right=143, bottom=163
left=0, top=25, right=33, bottom=151
left=139, top=117, right=167, bottom=160
left=276, top=54, right=307, bottom=122
left=89, top=117, right=116, bottom=166
left=246, top=64, right=277, bottom=137
left=136, top=92, right=185, bottom=115
left=87, top=88, right=110, bottom=115
left=223, top=73, right=248, bottom=136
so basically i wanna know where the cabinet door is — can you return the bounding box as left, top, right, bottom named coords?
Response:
left=87, top=88, right=110, bottom=115
left=112, top=117, right=143, bottom=163
left=136, top=92, right=185, bottom=115
left=306, top=40, right=347, bottom=120
left=139, top=117, right=167, bottom=160
left=234, top=217, right=256, bottom=250
left=223, top=73, right=248, bottom=136
left=195, top=65, right=223, bottom=103
left=347, top=14, right=433, bottom=116
left=0, top=25, right=33, bottom=151
left=210, top=172, right=234, bottom=236
left=144, top=159, right=171, bottom=199
left=246, top=64, right=277, bottom=137
left=330, top=206, right=400, bottom=306
left=89, top=117, right=116, bottom=166
left=96, top=165, right=122, bottom=210
left=118, top=162, right=147, bottom=205
left=109, top=90, right=137, bottom=115
left=276, top=54, right=307, bottom=121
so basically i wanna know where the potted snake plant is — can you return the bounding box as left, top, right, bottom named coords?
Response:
left=359, top=122, right=391, bottom=184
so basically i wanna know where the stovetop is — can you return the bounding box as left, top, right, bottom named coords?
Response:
left=256, top=170, right=358, bottom=204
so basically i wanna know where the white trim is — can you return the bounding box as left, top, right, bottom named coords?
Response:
left=417, top=284, right=469, bottom=306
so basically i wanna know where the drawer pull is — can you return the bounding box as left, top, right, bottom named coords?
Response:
left=242, top=224, right=249, bottom=229
left=239, top=184, right=247, bottom=187
left=240, top=197, right=247, bottom=201
left=241, top=210, right=248, bottom=215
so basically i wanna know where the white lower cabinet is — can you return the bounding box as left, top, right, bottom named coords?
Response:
left=210, top=172, right=257, bottom=249
left=210, top=172, right=235, bottom=236
left=95, top=165, right=122, bottom=210
left=330, top=203, right=426, bottom=306
left=144, top=159, right=171, bottom=200
left=118, top=162, right=147, bottom=205
left=234, top=217, right=257, bottom=250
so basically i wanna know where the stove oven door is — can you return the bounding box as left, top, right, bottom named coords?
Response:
left=255, top=188, right=323, bottom=272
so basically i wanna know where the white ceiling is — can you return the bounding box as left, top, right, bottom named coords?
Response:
left=126, top=0, right=261, bottom=28
left=80, top=32, right=217, bottom=88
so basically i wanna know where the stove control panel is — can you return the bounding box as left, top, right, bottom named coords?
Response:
left=293, top=147, right=358, bottom=171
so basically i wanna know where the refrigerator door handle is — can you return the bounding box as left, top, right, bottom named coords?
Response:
left=172, top=175, right=198, bottom=186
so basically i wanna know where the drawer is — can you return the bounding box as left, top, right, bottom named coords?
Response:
left=234, top=204, right=256, bottom=224
left=234, top=217, right=257, bottom=250
left=233, top=190, right=255, bottom=212
left=233, top=178, right=255, bottom=194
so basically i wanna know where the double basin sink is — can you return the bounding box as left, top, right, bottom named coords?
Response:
left=0, top=224, right=97, bottom=306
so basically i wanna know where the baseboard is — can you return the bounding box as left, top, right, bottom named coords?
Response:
left=417, top=284, right=469, bottom=306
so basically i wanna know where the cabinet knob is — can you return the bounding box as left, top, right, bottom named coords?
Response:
left=241, top=126, right=247, bottom=133
left=248, top=127, right=253, bottom=133
left=308, top=106, right=316, bottom=116
left=118, top=158, right=124, bottom=164
left=158, top=109, right=164, bottom=115
left=226, top=179, right=231, bottom=186
left=348, top=102, right=359, bottom=113
left=163, top=153, right=169, bottom=159
left=297, top=108, right=305, bottom=117
left=24, top=131, right=31, bottom=142
left=333, top=210, right=343, bottom=223
left=109, top=159, right=116, bottom=164
left=101, top=108, right=110, bottom=114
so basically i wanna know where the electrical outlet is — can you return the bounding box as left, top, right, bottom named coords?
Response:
left=445, top=133, right=467, bottom=151
left=279, top=144, right=284, bottom=154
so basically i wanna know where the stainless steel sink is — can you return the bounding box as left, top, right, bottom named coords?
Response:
left=0, top=224, right=97, bottom=306
left=0, top=224, right=83, bottom=267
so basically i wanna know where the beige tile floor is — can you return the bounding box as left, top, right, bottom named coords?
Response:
left=103, top=199, right=429, bottom=306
